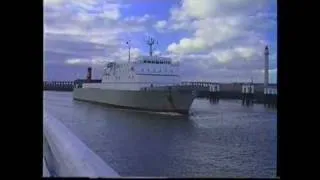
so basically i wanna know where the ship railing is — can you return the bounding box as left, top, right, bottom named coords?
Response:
left=43, top=111, right=120, bottom=177
left=140, top=83, right=210, bottom=91
left=140, top=83, right=177, bottom=90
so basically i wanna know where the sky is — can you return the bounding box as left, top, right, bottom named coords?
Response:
left=44, top=0, right=277, bottom=83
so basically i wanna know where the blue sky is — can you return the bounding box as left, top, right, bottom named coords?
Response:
left=44, top=0, right=277, bottom=83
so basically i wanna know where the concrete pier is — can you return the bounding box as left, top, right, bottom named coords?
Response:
left=264, top=87, right=277, bottom=108
left=43, top=111, right=120, bottom=177
left=43, top=158, right=50, bottom=177
left=208, top=83, right=220, bottom=103
left=180, top=82, right=277, bottom=106
left=241, top=84, right=254, bottom=106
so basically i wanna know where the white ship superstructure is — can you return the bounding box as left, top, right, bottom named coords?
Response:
left=83, top=56, right=180, bottom=91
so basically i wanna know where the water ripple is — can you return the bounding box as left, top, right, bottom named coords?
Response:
left=44, top=91, right=277, bottom=178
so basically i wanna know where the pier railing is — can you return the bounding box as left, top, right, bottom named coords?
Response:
left=43, top=111, right=120, bottom=177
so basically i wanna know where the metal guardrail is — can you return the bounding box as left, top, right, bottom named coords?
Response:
left=43, top=158, right=50, bottom=177
left=43, top=111, right=120, bottom=177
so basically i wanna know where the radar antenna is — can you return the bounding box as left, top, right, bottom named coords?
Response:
left=146, top=36, right=158, bottom=56
left=126, top=40, right=131, bottom=62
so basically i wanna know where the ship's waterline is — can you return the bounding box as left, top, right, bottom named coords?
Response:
left=73, top=88, right=195, bottom=114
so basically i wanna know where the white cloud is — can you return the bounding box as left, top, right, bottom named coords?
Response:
left=65, top=58, right=91, bottom=65
left=44, top=0, right=148, bottom=65
left=170, top=21, right=190, bottom=31
left=212, top=50, right=235, bottom=63
left=170, top=0, right=268, bottom=21
left=99, top=10, right=121, bottom=20
left=168, top=37, right=207, bottom=54
left=154, top=20, right=167, bottom=30
left=170, top=0, right=216, bottom=20
left=125, top=14, right=151, bottom=23
left=163, top=0, right=276, bottom=83
left=165, top=0, right=276, bottom=71
left=112, top=47, right=142, bottom=62
left=64, top=47, right=142, bottom=66
left=166, top=15, right=261, bottom=56
left=234, top=47, right=255, bottom=58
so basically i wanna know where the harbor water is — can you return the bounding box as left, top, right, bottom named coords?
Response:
left=43, top=91, right=277, bottom=178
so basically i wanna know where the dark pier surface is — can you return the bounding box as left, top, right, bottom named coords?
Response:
left=43, top=81, right=74, bottom=91
left=43, top=80, right=277, bottom=107
left=43, top=79, right=102, bottom=91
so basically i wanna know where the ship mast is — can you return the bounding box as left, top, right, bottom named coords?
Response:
left=146, top=36, right=158, bottom=56
left=126, top=40, right=131, bottom=62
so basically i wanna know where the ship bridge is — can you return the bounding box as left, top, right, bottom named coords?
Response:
left=136, top=56, right=172, bottom=64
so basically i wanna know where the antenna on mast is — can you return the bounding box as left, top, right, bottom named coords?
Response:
left=126, top=40, right=131, bottom=62
left=146, top=36, right=158, bottom=56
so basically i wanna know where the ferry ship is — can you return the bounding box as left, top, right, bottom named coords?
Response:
left=73, top=38, right=197, bottom=115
